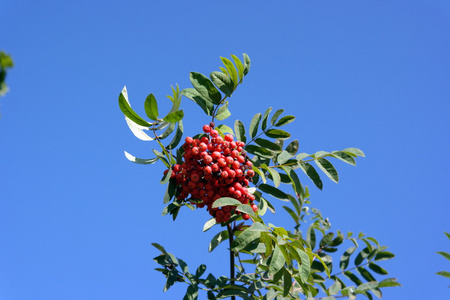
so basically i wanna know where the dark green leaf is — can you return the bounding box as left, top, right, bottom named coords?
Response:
left=269, top=246, right=286, bottom=275
left=118, top=87, right=150, bottom=127
left=270, top=109, right=284, bottom=125
left=315, top=158, right=339, bottom=183
left=220, top=57, right=238, bottom=87
left=258, top=184, right=288, bottom=200
left=190, top=72, right=222, bottom=105
left=437, top=251, right=450, bottom=261
left=329, top=234, right=344, bottom=247
left=151, top=242, right=167, bottom=254
left=215, top=101, right=231, bottom=121
left=232, top=227, right=261, bottom=252
left=181, top=88, right=214, bottom=116
left=287, top=194, right=301, bottom=215
left=144, top=93, right=159, bottom=120
left=234, top=120, right=246, bottom=143
left=283, top=206, right=298, bottom=224
left=163, top=109, right=184, bottom=123
left=285, top=140, right=299, bottom=156
left=245, top=145, right=274, bottom=158
left=344, top=271, right=363, bottom=286
left=436, top=271, right=450, bottom=278
left=369, top=263, right=388, bottom=275
left=209, top=230, right=229, bottom=252
left=195, top=264, right=206, bottom=279
left=183, top=285, right=199, bottom=300
left=320, top=232, right=334, bottom=248
left=159, top=122, right=176, bottom=140
left=357, top=266, right=376, bottom=282
left=261, top=107, right=273, bottom=131
left=249, top=113, right=262, bottom=139
left=340, top=247, right=356, bottom=271
left=374, top=251, right=395, bottom=261
left=254, top=138, right=282, bottom=152
left=355, top=247, right=372, bottom=266
left=166, top=120, right=184, bottom=150
left=283, top=268, right=292, bottom=297
left=163, top=180, right=177, bottom=204
left=298, top=162, right=323, bottom=190
left=307, top=225, right=316, bottom=249
left=281, top=166, right=303, bottom=196
left=275, top=115, right=295, bottom=127
left=210, top=71, right=233, bottom=97
left=265, top=129, right=291, bottom=140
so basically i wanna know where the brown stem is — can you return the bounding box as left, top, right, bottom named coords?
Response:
left=227, top=223, right=236, bottom=300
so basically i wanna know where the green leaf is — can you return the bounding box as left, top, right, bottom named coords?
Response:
left=203, top=218, right=217, bottom=232
left=344, top=271, right=363, bottom=286
left=212, top=197, right=241, bottom=208
left=320, top=232, right=334, bottom=248
left=275, top=115, right=295, bottom=127
left=332, top=151, right=356, bottom=166
left=234, top=120, right=246, bottom=143
left=297, top=248, right=311, bottom=283
left=249, top=113, right=262, bottom=139
left=252, top=165, right=266, bottom=183
left=265, top=129, right=291, bottom=140
left=283, top=268, right=292, bottom=297
left=269, top=246, right=286, bottom=275
left=220, top=57, right=238, bottom=87
left=340, top=247, right=356, bottom=271
left=436, top=271, right=450, bottom=278
left=215, top=101, right=231, bottom=121
left=261, top=107, right=273, bottom=131
left=209, top=230, right=229, bottom=252
left=181, top=88, right=214, bottom=116
left=159, top=122, right=176, bottom=140
left=378, top=278, right=401, bottom=288
left=163, top=109, right=184, bottom=123
left=151, top=242, right=168, bottom=254
left=281, top=166, right=303, bottom=196
left=232, top=227, right=261, bottom=252
left=287, top=194, right=301, bottom=215
left=307, top=225, right=316, bottom=249
left=231, top=54, right=245, bottom=83
left=166, top=120, right=184, bottom=150
left=160, top=168, right=172, bottom=184
left=216, top=124, right=234, bottom=136
left=124, top=151, right=158, bottom=164
left=277, top=150, right=293, bottom=165
left=190, top=72, right=222, bottom=105
left=262, top=164, right=281, bottom=187
left=210, top=71, right=233, bottom=97
left=357, top=266, right=376, bottom=282
left=298, top=162, right=323, bottom=190
left=258, top=184, right=288, bottom=200
left=329, top=280, right=342, bottom=295
left=153, top=149, right=170, bottom=168
left=315, top=158, right=339, bottom=183
left=283, top=206, right=298, bottom=224
left=163, top=180, right=177, bottom=204
left=285, top=140, right=299, bottom=156
left=245, top=145, right=274, bottom=158
left=144, top=93, right=159, bottom=120
left=236, top=204, right=255, bottom=217
left=254, top=138, right=282, bottom=152
left=369, top=263, right=388, bottom=275
left=270, top=109, right=284, bottom=125
left=343, top=147, right=365, bottom=157
left=437, top=251, right=450, bottom=261
left=374, top=251, right=395, bottom=261
left=183, top=285, right=199, bottom=300
left=243, top=53, right=251, bottom=75
left=355, top=247, right=372, bottom=266
left=118, top=86, right=150, bottom=127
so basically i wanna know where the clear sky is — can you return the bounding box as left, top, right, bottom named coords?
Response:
left=1, top=1, right=450, bottom=299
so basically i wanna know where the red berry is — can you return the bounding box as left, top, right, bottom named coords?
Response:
left=185, top=136, right=193, bottom=144
left=251, top=204, right=258, bottom=213
left=203, top=125, right=211, bottom=133
left=225, top=134, right=234, bottom=142
left=210, top=129, right=219, bottom=137
left=242, top=214, right=250, bottom=220
left=247, top=170, right=255, bottom=177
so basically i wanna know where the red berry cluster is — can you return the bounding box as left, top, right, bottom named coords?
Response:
left=166, top=123, right=257, bottom=223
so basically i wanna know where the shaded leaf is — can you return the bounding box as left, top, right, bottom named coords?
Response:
left=258, top=184, right=288, bottom=200
left=254, top=138, right=282, bottom=152
left=315, top=158, right=339, bottom=183
left=190, top=72, right=222, bottom=104
left=275, top=115, right=295, bottom=127
left=232, top=227, right=261, bottom=252
left=340, top=247, right=357, bottom=271
left=144, top=93, right=159, bottom=120
left=246, top=145, right=274, bottom=158
left=166, top=120, right=184, bottom=150
left=265, top=129, right=291, bottom=140
left=181, top=88, right=214, bottom=116
left=298, top=162, right=323, bottom=190
left=369, top=263, right=388, bottom=275
left=262, top=164, right=281, bottom=187
left=269, top=246, right=286, bottom=275
left=378, top=278, right=401, bottom=288
left=210, top=71, right=233, bottom=97
left=231, top=54, right=245, bottom=83
left=374, top=251, right=395, bottom=261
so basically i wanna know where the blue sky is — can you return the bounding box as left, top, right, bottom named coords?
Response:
left=1, top=1, right=449, bottom=299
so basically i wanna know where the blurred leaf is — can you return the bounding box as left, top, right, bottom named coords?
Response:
left=315, top=158, right=339, bottom=183
left=231, top=54, right=244, bottom=83
left=209, top=230, right=229, bottom=252
left=144, top=93, right=159, bottom=120
left=124, top=151, right=158, bottom=164
left=287, top=194, right=301, bottom=215
left=195, top=264, right=207, bottom=279
left=332, top=151, right=356, bottom=166
left=258, top=184, right=288, bottom=200
left=374, top=251, right=395, bottom=261
left=254, top=138, right=282, bottom=152
left=369, top=263, right=388, bottom=275
left=210, top=71, right=233, bottom=97
left=320, top=232, right=334, bottom=248
left=277, top=150, right=293, bottom=165
left=270, top=109, right=284, bottom=125
left=190, top=72, right=222, bottom=105
left=275, top=115, right=295, bottom=127
left=181, top=88, right=214, bottom=115
left=329, top=280, right=342, bottom=295
left=261, top=107, right=273, bottom=131
left=265, top=129, right=291, bottom=140
left=215, top=101, right=231, bottom=121
left=234, top=120, right=246, bottom=143
left=183, top=285, right=199, bottom=300
left=212, top=197, right=241, bottom=208
left=246, top=145, right=274, bottom=158
left=220, top=57, right=238, bottom=87
left=343, top=147, right=365, bottom=157
left=118, top=86, right=150, bottom=127
left=151, top=242, right=168, bottom=254
left=329, top=234, right=344, bottom=247
left=340, top=247, right=356, bottom=271
left=298, top=162, right=323, bottom=190
left=437, top=251, right=450, bottom=261
left=243, top=53, right=251, bottom=75
left=436, top=271, right=450, bottom=278
left=249, top=113, right=262, bottom=139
